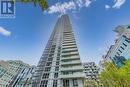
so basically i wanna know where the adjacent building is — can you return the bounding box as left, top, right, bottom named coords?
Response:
left=11, top=66, right=35, bottom=87
left=83, top=62, right=103, bottom=87
left=0, top=61, right=11, bottom=87
left=83, top=62, right=99, bottom=80
left=0, top=60, right=29, bottom=87
left=33, top=14, right=85, bottom=87
left=103, top=25, right=130, bottom=67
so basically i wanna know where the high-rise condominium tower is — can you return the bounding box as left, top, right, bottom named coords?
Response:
left=33, top=14, right=85, bottom=87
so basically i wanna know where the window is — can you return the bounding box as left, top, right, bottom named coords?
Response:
left=63, top=71, right=69, bottom=75
left=51, top=44, right=55, bottom=47
left=48, top=58, right=53, bottom=61
left=51, top=47, right=55, bottom=49
left=54, top=73, right=58, bottom=78
left=116, top=52, right=120, bottom=56
left=49, top=54, right=54, bottom=57
left=123, top=43, right=127, bottom=47
left=53, top=80, right=57, bottom=87
left=40, top=80, right=48, bottom=87
left=120, top=46, right=125, bottom=50
left=56, top=62, right=59, bottom=65
left=115, top=55, right=118, bottom=58
left=50, top=50, right=55, bottom=53
left=58, top=47, right=61, bottom=50
left=73, top=79, right=78, bottom=87
left=127, top=25, right=130, bottom=28
left=44, top=67, right=51, bottom=72
left=57, top=53, right=60, bottom=56
left=21, top=68, right=25, bottom=73
left=63, top=79, right=69, bottom=87
left=46, top=62, right=52, bottom=66
left=57, top=57, right=60, bottom=60
left=55, top=67, right=59, bottom=71
left=58, top=50, right=61, bottom=52
left=42, top=73, right=49, bottom=79
left=125, top=39, right=130, bottom=43
left=118, top=49, right=122, bottom=53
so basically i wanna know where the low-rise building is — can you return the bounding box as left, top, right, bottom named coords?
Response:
left=83, top=62, right=102, bottom=87
left=83, top=62, right=99, bottom=80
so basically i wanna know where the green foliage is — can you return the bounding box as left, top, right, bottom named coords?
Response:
left=99, top=61, right=130, bottom=87
left=13, top=0, right=48, bottom=11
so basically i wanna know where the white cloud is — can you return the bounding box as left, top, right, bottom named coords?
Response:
left=112, top=0, right=126, bottom=9
left=47, top=0, right=126, bottom=13
left=47, top=0, right=94, bottom=14
left=75, top=0, right=92, bottom=8
left=84, top=0, right=92, bottom=7
left=0, top=27, right=11, bottom=37
left=48, top=1, right=76, bottom=14
left=105, top=5, right=111, bottom=10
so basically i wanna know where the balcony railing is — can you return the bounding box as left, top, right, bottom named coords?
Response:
left=60, top=66, right=83, bottom=71
left=62, top=48, right=78, bottom=52
left=61, top=60, right=81, bottom=65
left=62, top=45, right=77, bottom=49
left=60, top=72, right=85, bottom=79
left=61, top=52, right=79, bottom=56
left=61, top=56, right=80, bottom=60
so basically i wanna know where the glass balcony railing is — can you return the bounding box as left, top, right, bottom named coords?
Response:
left=62, top=48, right=78, bottom=52
left=61, top=56, right=80, bottom=60
left=61, top=52, right=79, bottom=56
left=62, top=43, right=76, bottom=46
left=62, top=45, right=77, bottom=49
left=63, top=40, right=75, bottom=43
left=60, top=72, right=85, bottom=79
left=61, top=60, right=81, bottom=65
left=60, top=66, right=83, bottom=71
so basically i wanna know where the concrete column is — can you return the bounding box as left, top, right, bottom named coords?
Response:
left=47, top=80, right=53, bottom=87
left=78, top=79, right=83, bottom=87
left=69, top=79, right=73, bottom=87
left=60, top=79, right=63, bottom=87
left=57, top=79, right=61, bottom=87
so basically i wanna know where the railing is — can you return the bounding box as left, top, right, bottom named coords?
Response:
left=61, top=52, right=79, bottom=56
left=61, top=56, right=80, bottom=60
left=62, top=48, right=78, bottom=52
left=60, top=66, right=83, bottom=71
left=61, top=60, right=81, bottom=65
left=60, top=72, right=85, bottom=78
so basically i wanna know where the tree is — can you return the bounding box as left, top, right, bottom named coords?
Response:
left=13, top=0, right=48, bottom=11
left=99, top=61, right=130, bottom=87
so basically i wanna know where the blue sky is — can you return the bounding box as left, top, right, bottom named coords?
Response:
left=0, top=0, right=130, bottom=65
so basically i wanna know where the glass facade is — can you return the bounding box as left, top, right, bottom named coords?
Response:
left=104, top=25, right=130, bottom=67
left=0, top=60, right=29, bottom=87
left=11, top=66, right=35, bottom=87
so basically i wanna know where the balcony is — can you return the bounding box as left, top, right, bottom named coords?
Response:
left=61, top=60, right=81, bottom=65
left=62, top=48, right=78, bottom=52
left=63, top=37, right=74, bottom=39
left=62, top=43, right=76, bottom=46
left=60, top=66, right=83, bottom=71
left=63, top=41, right=75, bottom=44
left=61, top=55, right=80, bottom=60
left=62, top=51, right=78, bottom=56
left=60, top=72, right=85, bottom=79
left=62, top=45, right=77, bottom=49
